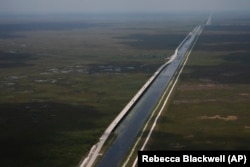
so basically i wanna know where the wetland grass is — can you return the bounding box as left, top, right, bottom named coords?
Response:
left=0, top=14, right=200, bottom=166
left=147, top=13, right=250, bottom=150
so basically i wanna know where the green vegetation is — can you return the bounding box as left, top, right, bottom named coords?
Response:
left=147, top=13, right=250, bottom=150
left=0, top=14, right=204, bottom=167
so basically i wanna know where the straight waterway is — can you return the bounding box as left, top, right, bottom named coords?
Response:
left=96, top=26, right=201, bottom=167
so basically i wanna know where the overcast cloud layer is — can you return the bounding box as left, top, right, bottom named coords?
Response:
left=1, top=0, right=250, bottom=14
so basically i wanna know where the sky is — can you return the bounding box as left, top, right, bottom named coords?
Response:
left=1, top=0, right=250, bottom=14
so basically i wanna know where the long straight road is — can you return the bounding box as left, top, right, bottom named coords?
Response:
left=96, top=25, right=203, bottom=167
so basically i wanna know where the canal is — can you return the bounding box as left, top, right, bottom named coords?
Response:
left=97, top=26, right=200, bottom=167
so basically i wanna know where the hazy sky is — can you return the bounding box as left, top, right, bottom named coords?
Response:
left=1, top=0, right=250, bottom=14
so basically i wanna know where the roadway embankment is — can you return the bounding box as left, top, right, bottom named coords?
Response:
left=79, top=24, right=203, bottom=167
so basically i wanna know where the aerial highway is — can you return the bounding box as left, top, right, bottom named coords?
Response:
left=128, top=25, right=203, bottom=167
left=79, top=22, right=204, bottom=167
